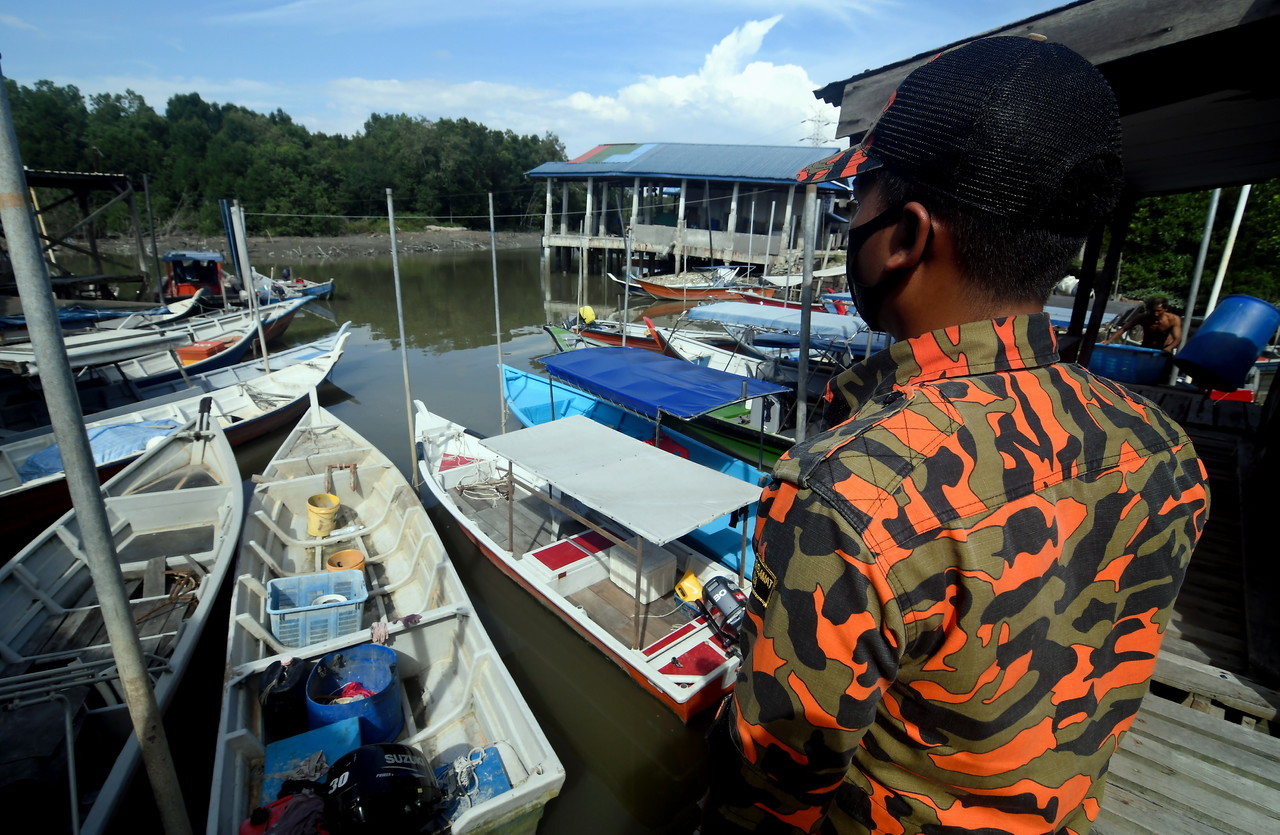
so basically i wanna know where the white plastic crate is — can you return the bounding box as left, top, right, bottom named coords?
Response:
left=266, top=570, right=367, bottom=648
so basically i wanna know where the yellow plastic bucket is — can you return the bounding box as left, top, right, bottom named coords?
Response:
left=306, top=493, right=341, bottom=537
left=326, top=549, right=365, bottom=573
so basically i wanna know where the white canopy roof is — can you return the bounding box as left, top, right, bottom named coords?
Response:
left=480, top=415, right=763, bottom=546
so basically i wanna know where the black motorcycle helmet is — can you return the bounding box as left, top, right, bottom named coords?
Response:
left=325, top=743, right=448, bottom=834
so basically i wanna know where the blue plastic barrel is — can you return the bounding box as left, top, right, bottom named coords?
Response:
left=1175, top=295, right=1280, bottom=391
left=305, top=644, right=403, bottom=744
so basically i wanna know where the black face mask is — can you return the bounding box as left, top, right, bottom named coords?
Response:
left=846, top=205, right=904, bottom=333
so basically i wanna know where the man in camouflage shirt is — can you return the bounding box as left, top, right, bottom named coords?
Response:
left=703, top=37, right=1209, bottom=834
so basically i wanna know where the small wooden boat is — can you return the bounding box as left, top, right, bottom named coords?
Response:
left=634, top=277, right=776, bottom=301
left=416, top=404, right=762, bottom=722
left=254, top=271, right=336, bottom=303
left=0, top=408, right=243, bottom=834
left=0, top=327, right=352, bottom=537
left=0, top=323, right=352, bottom=434
left=0, top=292, right=206, bottom=333
left=98, top=296, right=312, bottom=388
left=0, top=297, right=311, bottom=385
left=210, top=401, right=564, bottom=833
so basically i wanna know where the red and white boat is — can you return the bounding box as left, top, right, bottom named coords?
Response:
left=415, top=407, right=760, bottom=722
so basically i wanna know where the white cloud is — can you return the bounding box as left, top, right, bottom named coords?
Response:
left=548, top=16, right=837, bottom=151
left=318, top=16, right=839, bottom=152
left=0, top=14, right=41, bottom=32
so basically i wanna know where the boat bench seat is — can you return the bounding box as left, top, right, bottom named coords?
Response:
left=528, top=530, right=613, bottom=596
left=439, top=452, right=482, bottom=490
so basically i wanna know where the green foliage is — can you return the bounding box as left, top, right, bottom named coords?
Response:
left=1121, top=182, right=1280, bottom=311
left=6, top=80, right=568, bottom=238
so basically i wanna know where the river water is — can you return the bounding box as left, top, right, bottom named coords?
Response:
left=164, top=247, right=710, bottom=833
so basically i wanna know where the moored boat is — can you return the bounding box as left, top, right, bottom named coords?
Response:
left=209, top=401, right=564, bottom=833
left=0, top=408, right=242, bottom=834
left=416, top=404, right=761, bottom=722
left=532, top=346, right=796, bottom=472
left=0, top=326, right=352, bottom=536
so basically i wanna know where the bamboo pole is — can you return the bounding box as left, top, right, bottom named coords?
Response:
left=490, top=194, right=507, bottom=434
left=387, top=189, right=418, bottom=485
left=0, top=58, right=192, bottom=835
left=796, top=185, right=819, bottom=442
left=231, top=203, right=270, bottom=371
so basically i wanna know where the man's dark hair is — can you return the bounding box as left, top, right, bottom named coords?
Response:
left=872, top=168, right=1090, bottom=305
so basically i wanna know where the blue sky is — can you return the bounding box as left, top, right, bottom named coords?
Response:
left=4, top=1, right=1066, bottom=155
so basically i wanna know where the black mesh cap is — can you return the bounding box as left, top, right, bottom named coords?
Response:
left=798, top=36, right=1123, bottom=234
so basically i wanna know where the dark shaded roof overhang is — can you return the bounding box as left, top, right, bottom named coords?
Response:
left=814, top=0, right=1280, bottom=197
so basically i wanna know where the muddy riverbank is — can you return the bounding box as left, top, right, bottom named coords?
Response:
left=100, top=227, right=542, bottom=262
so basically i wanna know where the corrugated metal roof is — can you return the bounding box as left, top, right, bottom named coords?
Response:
left=528, top=142, right=848, bottom=188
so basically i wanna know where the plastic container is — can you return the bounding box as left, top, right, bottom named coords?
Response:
left=176, top=339, right=229, bottom=364
left=258, top=657, right=311, bottom=743
left=306, top=493, right=341, bottom=537
left=306, top=644, right=403, bottom=744
left=267, top=570, right=367, bottom=648
left=1087, top=343, right=1170, bottom=384
left=1174, top=295, right=1280, bottom=391
left=326, top=549, right=366, bottom=572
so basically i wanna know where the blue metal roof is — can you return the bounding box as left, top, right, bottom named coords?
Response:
left=541, top=346, right=788, bottom=420
left=529, top=142, right=849, bottom=189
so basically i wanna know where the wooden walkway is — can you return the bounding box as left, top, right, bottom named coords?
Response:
left=1095, top=385, right=1280, bottom=833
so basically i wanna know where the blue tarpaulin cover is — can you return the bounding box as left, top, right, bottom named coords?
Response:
left=20, top=419, right=181, bottom=481
left=541, top=346, right=788, bottom=420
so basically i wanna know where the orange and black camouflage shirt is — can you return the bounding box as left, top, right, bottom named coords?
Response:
left=705, top=314, right=1209, bottom=835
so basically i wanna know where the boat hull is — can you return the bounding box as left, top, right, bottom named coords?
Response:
left=450, top=519, right=729, bottom=723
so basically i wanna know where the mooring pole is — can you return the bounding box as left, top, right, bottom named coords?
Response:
left=386, top=188, right=418, bottom=485
left=231, top=202, right=270, bottom=371
left=0, top=58, right=192, bottom=835
left=795, top=185, right=819, bottom=442
left=489, top=193, right=508, bottom=434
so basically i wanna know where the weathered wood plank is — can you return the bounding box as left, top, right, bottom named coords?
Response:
left=1153, top=651, right=1280, bottom=720
left=1099, top=694, right=1280, bottom=834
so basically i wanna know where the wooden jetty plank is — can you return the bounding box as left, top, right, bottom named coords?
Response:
left=1153, top=651, right=1280, bottom=721
left=1095, top=782, right=1233, bottom=835
left=1097, top=694, right=1280, bottom=834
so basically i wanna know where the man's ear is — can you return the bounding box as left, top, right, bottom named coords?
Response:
left=884, top=201, right=932, bottom=272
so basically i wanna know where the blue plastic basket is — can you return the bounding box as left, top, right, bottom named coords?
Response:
left=267, top=570, right=368, bottom=648
left=1088, top=343, right=1170, bottom=384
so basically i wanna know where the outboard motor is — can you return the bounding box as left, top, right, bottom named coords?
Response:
left=700, top=575, right=748, bottom=650
left=325, top=744, right=449, bottom=835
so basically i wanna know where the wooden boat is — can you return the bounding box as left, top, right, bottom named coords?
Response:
left=0, top=323, right=352, bottom=434
left=633, top=277, right=776, bottom=301
left=0, top=297, right=310, bottom=386
left=162, top=250, right=228, bottom=303
left=545, top=317, right=767, bottom=378
left=210, top=401, right=563, bottom=833
left=0, top=409, right=242, bottom=834
left=0, top=327, right=352, bottom=537
left=97, top=296, right=312, bottom=388
left=0, top=292, right=207, bottom=333
left=254, top=271, right=336, bottom=303
left=416, top=404, right=762, bottom=722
